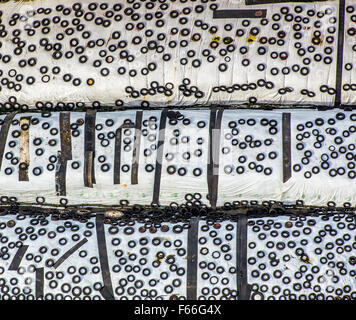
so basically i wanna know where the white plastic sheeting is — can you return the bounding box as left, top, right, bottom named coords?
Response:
left=0, top=212, right=354, bottom=300
left=0, top=0, right=353, bottom=107
left=247, top=215, right=356, bottom=300
left=1, top=109, right=356, bottom=207
left=0, top=214, right=237, bottom=300
left=342, top=0, right=356, bottom=105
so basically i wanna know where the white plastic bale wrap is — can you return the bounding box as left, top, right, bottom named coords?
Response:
left=104, top=221, right=189, bottom=299
left=0, top=0, right=354, bottom=107
left=217, top=109, right=283, bottom=206
left=1, top=109, right=356, bottom=207
left=0, top=211, right=355, bottom=300
left=247, top=215, right=356, bottom=300
left=342, top=0, right=356, bottom=105
left=197, top=220, right=237, bottom=299
left=0, top=214, right=238, bottom=300
left=286, top=109, right=356, bottom=206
